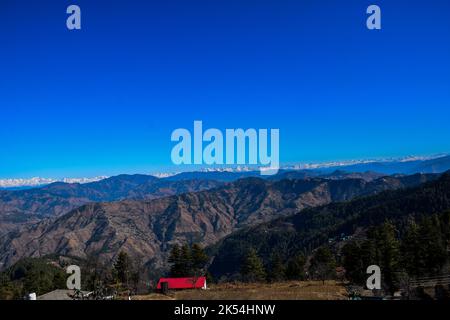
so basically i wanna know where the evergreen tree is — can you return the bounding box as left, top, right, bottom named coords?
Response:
left=168, top=244, right=184, bottom=277
left=0, top=273, right=15, bottom=300
left=169, top=243, right=208, bottom=277
left=401, top=221, right=421, bottom=277
left=0, top=258, right=66, bottom=298
left=342, top=242, right=365, bottom=284
left=241, top=248, right=267, bottom=282
left=268, top=253, right=286, bottom=282
left=309, top=246, right=336, bottom=284
left=180, top=244, right=193, bottom=276
left=113, top=251, right=131, bottom=287
left=191, top=243, right=209, bottom=275
left=416, top=216, right=447, bottom=275
left=285, top=254, right=306, bottom=280
left=360, top=239, right=377, bottom=268
left=371, top=222, right=400, bottom=293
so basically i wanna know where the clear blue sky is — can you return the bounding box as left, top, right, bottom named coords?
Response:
left=1, top=0, right=450, bottom=178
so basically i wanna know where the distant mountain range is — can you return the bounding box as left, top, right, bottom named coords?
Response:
left=0, top=172, right=440, bottom=270
left=0, top=175, right=222, bottom=236
left=1, top=154, right=450, bottom=272
left=0, top=177, right=107, bottom=189
left=0, top=170, right=404, bottom=234
left=2, top=154, right=449, bottom=188
left=149, top=154, right=450, bottom=180
left=322, top=155, right=450, bottom=175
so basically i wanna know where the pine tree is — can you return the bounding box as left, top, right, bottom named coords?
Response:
left=180, top=244, right=193, bottom=276
left=309, top=246, right=336, bottom=284
left=268, top=253, right=286, bottom=282
left=113, top=251, right=131, bottom=287
left=168, top=244, right=184, bottom=277
left=241, top=248, right=267, bottom=282
left=286, top=254, right=306, bottom=280
left=360, top=238, right=377, bottom=270
left=401, top=221, right=421, bottom=277
left=416, top=216, right=447, bottom=275
left=342, top=242, right=365, bottom=284
left=169, top=243, right=208, bottom=278
left=372, top=222, right=400, bottom=293
left=191, top=244, right=209, bottom=275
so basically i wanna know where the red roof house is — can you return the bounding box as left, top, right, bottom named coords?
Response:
left=156, top=277, right=207, bottom=290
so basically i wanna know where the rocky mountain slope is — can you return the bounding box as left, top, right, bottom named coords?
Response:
left=0, top=173, right=439, bottom=270
left=0, top=175, right=222, bottom=236
left=208, top=172, right=450, bottom=279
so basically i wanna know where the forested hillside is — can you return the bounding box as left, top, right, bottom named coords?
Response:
left=208, top=172, right=450, bottom=289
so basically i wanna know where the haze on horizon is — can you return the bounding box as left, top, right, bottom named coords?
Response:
left=1, top=153, right=449, bottom=188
